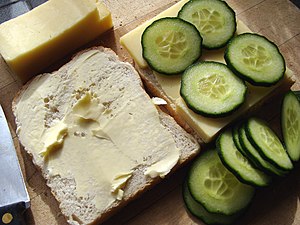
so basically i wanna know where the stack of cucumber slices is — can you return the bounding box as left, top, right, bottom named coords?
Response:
left=141, top=0, right=286, bottom=117
left=184, top=91, right=300, bottom=225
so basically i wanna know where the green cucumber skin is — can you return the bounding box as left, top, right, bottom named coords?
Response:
left=141, top=17, right=202, bottom=75
left=292, top=91, right=300, bottom=102
left=237, top=125, right=265, bottom=171
left=224, top=33, right=286, bottom=87
left=180, top=61, right=247, bottom=118
left=281, top=91, right=300, bottom=162
left=245, top=118, right=293, bottom=172
left=232, top=123, right=247, bottom=155
left=238, top=125, right=287, bottom=177
left=177, top=0, right=237, bottom=49
left=217, top=130, right=271, bottom=187
left=187, top=149, right=255, bottom=216
left=182, top=182, right=240, bottom=225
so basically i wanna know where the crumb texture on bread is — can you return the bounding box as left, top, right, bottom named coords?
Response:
left=13, top=47, right=199, bottom=224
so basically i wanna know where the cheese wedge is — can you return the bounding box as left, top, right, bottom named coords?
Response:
left=120, top=0, right=295, bottom=143
left=0, top=0, right=113, bottom=83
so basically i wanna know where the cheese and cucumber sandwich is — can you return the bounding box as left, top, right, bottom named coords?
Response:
left=12, top=47, right=200, bottom=225
left=120, top=0, right=295, bottom=143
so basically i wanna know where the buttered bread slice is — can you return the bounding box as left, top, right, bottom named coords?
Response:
left=13, top=47, right=199, bottom=224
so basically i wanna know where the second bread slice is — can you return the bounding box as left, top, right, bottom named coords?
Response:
left=12, top=47, right=200, bottom=225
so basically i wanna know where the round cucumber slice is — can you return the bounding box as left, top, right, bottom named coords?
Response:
left=246, top=117, right=293, bottom=171
left=180, top=61, right=247, bottom=117
left=281, top=91, right=300, bottom=162
left=178, top=0, right=236, bottom=49
left=188, top=148, right=255, bottom=216
left=217, top=129, right=271, bottom=187
left=239, top=124, right=287, bottom=177
left=225, top=33, right=285, bottom=86
left=183, top=182, right=240, bottom=225
left=141, top=17, right=202, bottom=75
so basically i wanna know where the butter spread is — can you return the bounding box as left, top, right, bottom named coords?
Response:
left=39, top=121, right=68, bottom=158
left=151, top=97, right=168, bottom=105
left=15, top=49, right=180, bottom=212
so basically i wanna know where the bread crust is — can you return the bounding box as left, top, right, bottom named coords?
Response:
left=12, top=46, right=200, bottom=225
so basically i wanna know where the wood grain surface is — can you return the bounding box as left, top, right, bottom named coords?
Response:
left=0, top=0, right=300, bottom=224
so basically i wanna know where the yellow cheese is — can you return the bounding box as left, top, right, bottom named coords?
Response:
left=15, top=49, right=180, bottom=212
left=120, top=0, right=189, bottom=68
left=120, top=0, right=295, bottom=143
left=0, top=0, right=113, bottom=83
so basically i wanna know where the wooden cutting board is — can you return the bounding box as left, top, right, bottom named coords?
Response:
left=1, top=0, right=300, bottom=224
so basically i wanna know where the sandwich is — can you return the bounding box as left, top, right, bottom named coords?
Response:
left=120, top=0, right=295, bottom=143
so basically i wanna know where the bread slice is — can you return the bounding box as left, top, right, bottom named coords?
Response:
left=12, top=47, right=200, bottom=225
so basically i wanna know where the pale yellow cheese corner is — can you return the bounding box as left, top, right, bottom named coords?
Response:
left=0, top=0, right=113, bottom=83
left=120, top=0, right=295, bottom=143
left=120, top=0, right=190, bottom=68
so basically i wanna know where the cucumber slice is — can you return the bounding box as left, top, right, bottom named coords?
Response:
left=246, top=117, right=293, bottom=171
left=281, top=91, right=300, bottom=162
left=239, top=124, right=287, bottom=177
left=141, top=17, right=202, bottom=75
left=183, top=182, right=240, bottom=225
left=178, top=0, right=236, bottom=49
left=188, top=148, right=255, bottom=216
left=225, top=33, right=285, bottom=86
left=232, top=123, right=247, bottom=155
left=180, top=61, right=247, bottom=117
left=293, top=91, right=300, bottom=101
left=217, top=129, right=271, bottom=187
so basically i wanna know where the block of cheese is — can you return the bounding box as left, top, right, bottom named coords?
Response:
left=120, top=0, right=295, bottom=143
left=0, top=0, right=113, bottom=83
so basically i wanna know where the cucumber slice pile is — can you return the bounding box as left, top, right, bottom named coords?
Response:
left=180, top=62, right=247, bottom=117
left=178, top=0, right=236, bottom=49
left=217, top=129, right=271, bottom=187
left=246, top=117, right=293, bottom=171
left=281, top=91, right=300, bottom=161
left=187, top=148, right=255, bottom=216
left=184, top=110, right=300, bottom=224
left=238, top=124, right=287, bottom=177
left=183, top=182, right=240, bottom=225
left=142, top=17, right=202, bottom=75
left=184, top=148, right=255, bottom=224
left=225, top=33, right=285, bottom=86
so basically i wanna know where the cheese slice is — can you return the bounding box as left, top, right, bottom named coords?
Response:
left=0, top=0, right=113, bottom=83
left=120, top=0, right=295, bottom=142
